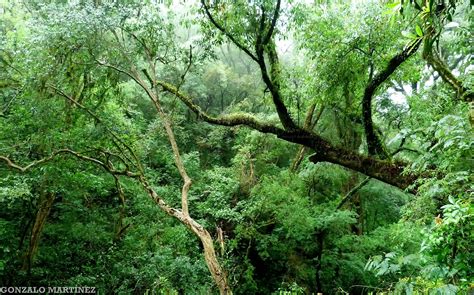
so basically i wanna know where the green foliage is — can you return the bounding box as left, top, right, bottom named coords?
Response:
left=0, top=0, right=472, bottom=294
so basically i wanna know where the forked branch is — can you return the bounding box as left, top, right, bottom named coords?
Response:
left=362, top=38, right=422, bottom=158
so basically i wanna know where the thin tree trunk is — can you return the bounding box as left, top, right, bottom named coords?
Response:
left=140, top=176, right=232, bottom=294
left=188, top=221, right=231, bottom=295
left=101, top=60, right=233, bottom=293
left=22, top=192, right=55, bottom=271
left=133, top=66, right=233, bottom=294
left=156, top=105, right=232, bottom=294
left=291, top=104, right=324, bottom=171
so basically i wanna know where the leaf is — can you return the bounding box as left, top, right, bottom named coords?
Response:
left=402, top=30, right=417, bottom=39
left=415, top=25, right=423, bottom=37
left=448, top=195, right=455, bottom=205
left=413, top=0, right=422, bottom=10
left=376, top=260, right=389, bottom=276
left=443, top=139, right=454, bottom=149
left=385, top=252, right=396, bottom=258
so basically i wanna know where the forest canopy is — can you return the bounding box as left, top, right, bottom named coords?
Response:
left=0, top=0, right=472, bottom=294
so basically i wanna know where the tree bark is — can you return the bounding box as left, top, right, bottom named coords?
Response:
left=22, top=192, right=55, bottom=271
left=424, top=50, right=473, bottom=103
left=362, top=39, right=421, bottom=158
left=140, top=177, right=232, bottom=294
left=189, top=221, right=231, bottom=295
left=291, top=103, right=324, bottom=172
left=158, top=81, right=421, bottom=191
left=130, top=64, right=233, bottom=294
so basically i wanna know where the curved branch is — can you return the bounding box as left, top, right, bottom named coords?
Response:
left=0, top=149, right=139, bottom=177
left=102, top=39, right=232, bottom=290
left=262, top=0, right=281, bottom=46
left=425, top=51, right=473, bottom=103
left=0, top=154, right=58, bottom=173
left=158, top=80, right=421, bottom=190
left=202, top=0, right=295, bottom=130
left=157, top=81, right=284, bottom=134
left=201, top=0, right=258, bottom=62
left=362, top=38, right=422, bottom=158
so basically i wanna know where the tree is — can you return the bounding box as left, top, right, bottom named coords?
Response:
left=1, top=2, right=231, bottom=293
left=0, top=0, right=472, bottom=293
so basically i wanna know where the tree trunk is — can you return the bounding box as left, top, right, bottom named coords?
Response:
left=188, top=220, right=232, bottom=295
left=141, top=177, right=233, bottom=294
left=138, top=69, right=233, bottom=294
left=22, top=192, right=55, bottom=271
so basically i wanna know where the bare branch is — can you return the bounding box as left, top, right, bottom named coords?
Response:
left=0, top=154, right=57, bottom=173
left=0, top=149, right=139, bottom=177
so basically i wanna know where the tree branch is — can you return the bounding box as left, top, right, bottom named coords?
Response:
left=425, top=50, right=473, bottom=103
left=262, top=0, right=281, bottom=45
left=157, top=81, right=284, bottom=134
left=202, top=0, right=295, bottom=130
left=362, top=38, right=422, bottom=158
left=48, top=84, right=144, bottom=174
left=0, top=149, right=139, bottom=177
left=201, top=0, right=258, bottom=62
left=262, top=40, right=297, bottom=130
left=149, top=82, right=192, bottom=217
left=158, top=80, right=422, bottom=190
left=291, top=103, right=324, bottom=172
left=337, top=177, right=371, bottom=210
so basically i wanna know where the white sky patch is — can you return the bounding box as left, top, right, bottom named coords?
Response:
left=387, top=88, right=408, bottom=105
left=277, top=38, right=294, bottom=55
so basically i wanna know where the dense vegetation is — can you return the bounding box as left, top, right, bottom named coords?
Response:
left=0, top=0, right=472, bottom=294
